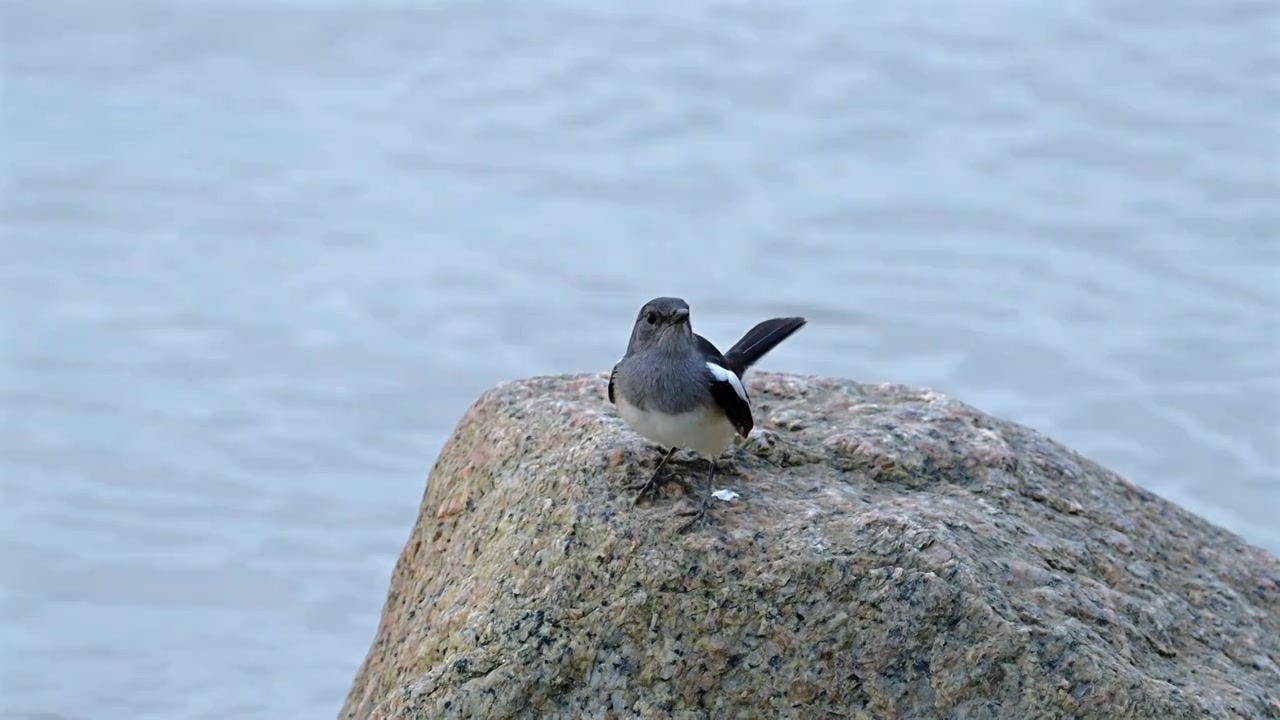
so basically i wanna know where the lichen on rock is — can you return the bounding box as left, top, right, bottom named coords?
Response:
left=340, top=373, right=1280, bottom=720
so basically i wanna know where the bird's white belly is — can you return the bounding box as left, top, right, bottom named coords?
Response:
left=616, top=397, right=737, bottom=458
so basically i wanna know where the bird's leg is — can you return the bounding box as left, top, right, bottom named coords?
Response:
left=626, top=446, right=679, bottom=503
left=676, top=457, right=717, bottom=532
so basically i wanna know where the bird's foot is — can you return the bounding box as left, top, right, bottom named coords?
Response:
left=626, top=472, right=693, bottom=505
left=675, top=499, right=711, bottom=533
left=625, top=447, right=687, bottom=504
left=625, top=473, right=663, bottom=504
left=674, top=457, right=719, bottom=532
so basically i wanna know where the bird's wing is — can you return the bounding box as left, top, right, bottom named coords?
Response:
left=607, top=362, right=619, bottom=404
left=696, top=334, right=753, bottom=438
left=695, top=333, right=731, bottom=366
left=705, top=361, right=753, bottom=437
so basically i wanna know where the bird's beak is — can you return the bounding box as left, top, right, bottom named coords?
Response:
left=673, top=308, right=690, bottom=324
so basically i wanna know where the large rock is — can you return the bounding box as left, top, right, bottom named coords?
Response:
left=340, top=373, right=1280, bottom=719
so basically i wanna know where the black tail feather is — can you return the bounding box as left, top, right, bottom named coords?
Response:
left=724, top=316, right=807, bottom=375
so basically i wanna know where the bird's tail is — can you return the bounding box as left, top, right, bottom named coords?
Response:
left=724, top=316, right=807, bottom=376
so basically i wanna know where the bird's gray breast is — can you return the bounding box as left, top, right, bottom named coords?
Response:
left=615, top=351, right=709, bottom=416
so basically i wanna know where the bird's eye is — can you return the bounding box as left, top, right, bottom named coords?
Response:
left=646, top=312, right=657, bottom=325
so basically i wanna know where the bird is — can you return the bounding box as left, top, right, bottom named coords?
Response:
left=607, top=296, right=807, bottom=531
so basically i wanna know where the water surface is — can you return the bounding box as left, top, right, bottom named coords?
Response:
left=2, top=1, right=1277, bottom=718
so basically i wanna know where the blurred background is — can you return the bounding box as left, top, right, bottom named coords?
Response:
left=2, top=0, right=1277, bottom=718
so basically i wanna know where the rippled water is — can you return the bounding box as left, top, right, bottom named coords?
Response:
left=2, top=1, right=1277, bottom=718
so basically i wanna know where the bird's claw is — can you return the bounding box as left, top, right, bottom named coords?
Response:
left=627, top=474, right=693, bottom=505
left=625, top=476, right=661, bottom=504
left=675, top=501, right=710, bottom=533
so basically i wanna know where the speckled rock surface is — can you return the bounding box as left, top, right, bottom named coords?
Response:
left=340, top=373, right=1280, bottom=720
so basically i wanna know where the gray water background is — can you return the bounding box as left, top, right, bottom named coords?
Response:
left=2, top=1, right=1277, bottom=718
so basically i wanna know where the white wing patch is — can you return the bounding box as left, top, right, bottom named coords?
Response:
left=706, top=362, right=748, bottom=403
